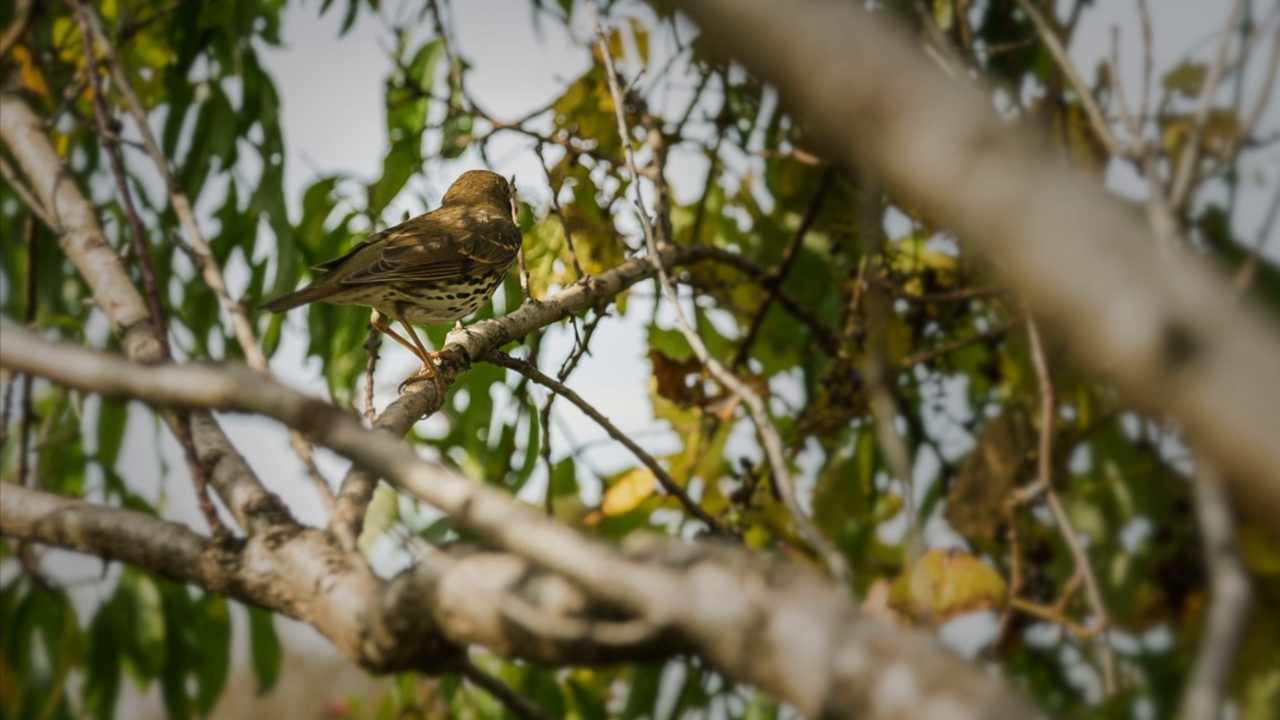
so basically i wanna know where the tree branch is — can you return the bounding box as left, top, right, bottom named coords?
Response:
left=1178, top=460, right=1252, bottom=720
left=0, top=325, right=1040, bottom=719
left=0, top=92, right=288, bottom=533
left=669, top=0, right=1280, bottom=522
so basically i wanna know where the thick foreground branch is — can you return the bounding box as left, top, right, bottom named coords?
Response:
left=669, top=0, right=1280, bottom=519
left=0, top=326, right=1039, bottom=719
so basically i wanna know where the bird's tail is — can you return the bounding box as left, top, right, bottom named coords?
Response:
left=259, top=282, right=332, bottom=313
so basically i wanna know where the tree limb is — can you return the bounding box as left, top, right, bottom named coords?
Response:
left=669, top=0, right=1280, bottom=521
left=0, top=92, right=288, bottom=533
left=0, top=325, right=1041, bottom=719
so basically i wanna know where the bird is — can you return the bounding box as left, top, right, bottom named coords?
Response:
left=261, top=169, right=522, bottom=395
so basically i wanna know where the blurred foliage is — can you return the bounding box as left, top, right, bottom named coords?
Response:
left=2, top=0, right=1279, bottom=718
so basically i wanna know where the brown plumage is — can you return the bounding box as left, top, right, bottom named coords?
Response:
left=262, top=170, right=522, bottom=392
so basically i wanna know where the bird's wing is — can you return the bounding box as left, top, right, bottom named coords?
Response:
left=340, top=211, right=521, bottom=285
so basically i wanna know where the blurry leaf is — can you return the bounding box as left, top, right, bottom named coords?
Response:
left=600, top=468, right=656, bottom=517
left=889, top=549, right=1008, bottom=624
left=193, top=595, right=231, bottom=715
left=247, top=606, right=281, bottom=694
left=358, top=485, right=401, bottom=553
left=95, top=400, right=129, bottom=470
left=623, top=663, right=663, bottom=719
left=629, top=18, right=650, bottom=65
left=522, top=666, right=566, bottom=719
left=1235, top=599, right=1280, bottom=720
left=12, top=45, right=50, bottom=98
left=650, top=348, right=702, bottom=406
left=1054, top=102, right=1110, bottom=176
left=933, top=0, right=955, bottom=33
left=1163, top=61, right=1207, bottom=97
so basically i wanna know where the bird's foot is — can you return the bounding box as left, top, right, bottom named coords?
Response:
left=398, top=354, right=447, bottom=398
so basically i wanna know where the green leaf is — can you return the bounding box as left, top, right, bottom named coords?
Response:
left=247, top=605, right=282, bottom=694
left=623, top=663, right=663, bottom=719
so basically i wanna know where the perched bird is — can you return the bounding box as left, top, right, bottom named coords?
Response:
left=261, top=170, right=521, bottom=394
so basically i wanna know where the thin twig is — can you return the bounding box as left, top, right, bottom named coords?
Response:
left=1168, top=0, right=1246, bottom=210
left=540, top=310, right=603, bottom=515
left=457, top=657, right=552, bottom=720
left=732, top=167, right=835, bottom=369
left=16, top=217, right=38, bottom=490
left=73, top=2, right=170, bottom=360
left=856, top=182, right=919, bottom=539
left=874, top=276, right=1004, bottom=304
left=1025, top=314, right=1117, bottom=697
left=0, top=156, right=58, bottom=232
left=684, top=246, right=842, bottom=355
left=363, top=322, right=381, bottom=424
left=900, top=317, right=1021, bottom=369
left=79, top=3, right=337, bottom=537
left=1237, top=12, right=1280, bottom=149
left=1232, top=179, right=1280, bottom=295
left=589, top=0, right=845, bottom=583
left=486, top=350, right=723, bottom=532
left=535, top=143, right=586, bottom=281
left=1178, top=460, right=1252, bottom=720
left=1015, top=0, right=1129, bottom=158
left=1109, top=27, right=1142, bottom=144
left=0, top=0, right=32, bottom=59
left=1136, top=0, right=1154, bottom=132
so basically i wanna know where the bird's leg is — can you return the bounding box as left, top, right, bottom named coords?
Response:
left=371, top=310, right=429, bottom=362
left=392, top=309, right=447, bottom=398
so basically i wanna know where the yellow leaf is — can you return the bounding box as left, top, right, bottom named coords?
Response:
left=51, top=17, right=83, bottom=64
left=629, top=18, right=650, bottom=66
left=12, top=46, right=49, bottom=98
left=889, top=549, right=1008, bottom=624
left=1162, top=61, right=1207, bottom=98
left=600, top=468, right=656, bottom=517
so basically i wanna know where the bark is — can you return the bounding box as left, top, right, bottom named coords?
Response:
left=0, top=326, right=1040, bottom=719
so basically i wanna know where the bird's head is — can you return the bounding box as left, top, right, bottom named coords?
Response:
left=442, top=170, right=516, bottom=218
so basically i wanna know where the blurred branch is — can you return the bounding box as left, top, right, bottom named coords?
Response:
left=72, top=2, right=227, bottom=534
left=0, top=155, right=58, bottom=232
left=0, top=0, right=32, bottom=59
left=1168, top=1, right=1245, bottom=210
left=670, top=0, right=1280, bottom=522
left=1178, top=460, right=1252, bottom=720
left=0, top=92, right=288, bottom=534
left=1014, top=0, right=1129, bottom=158
left=0, top=325, right=1040, bottom=719
left=900, top=317, right=1020, bottom=369
left=457, top=658, right=552, bottom=720
left=589, top=0, right=849, bottom=586
left=78, top=3, right=341, bottom=541
left=1026, top=315, right=1117, bottom=697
